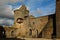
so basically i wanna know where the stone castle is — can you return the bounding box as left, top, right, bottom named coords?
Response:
left=4, top=5, right=53, bottom=38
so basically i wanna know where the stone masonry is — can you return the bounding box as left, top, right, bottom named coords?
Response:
left=4, top=5, right=53, bottom=38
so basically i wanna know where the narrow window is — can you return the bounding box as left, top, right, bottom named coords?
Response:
left=29, top=29, right=32, bottom=36
left=11, top=31, right=14, bottom=36
left=24, top=16, right=28, bottom=18
left=33, top=22, right=35, bottom=24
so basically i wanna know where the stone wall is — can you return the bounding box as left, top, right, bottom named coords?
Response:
left=56, top=0, right=60, bottom=38
left=42, top=16, right=53, bottom=39
left=4, top=5, right=53, bottom=38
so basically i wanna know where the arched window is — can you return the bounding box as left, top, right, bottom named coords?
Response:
left=29, top=29, right=32, bottom=36
left=11, top=31, right=14, bottom=36
left=16, top=18, right=23, bottom=24
left=24, top=16, right=28, bottom=18
left=33, top=22, right=35, bottom=25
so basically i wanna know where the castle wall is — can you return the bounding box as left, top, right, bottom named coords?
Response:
left=42, top=16, right=53, bottom=39
left=56, top=0, right=60, bottom=38
left=4, top=5, right=53, bottom=38
left=29, top=16, right=48, bottom=36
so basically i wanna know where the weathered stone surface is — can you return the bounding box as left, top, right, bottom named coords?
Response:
left=42, top=17, right=53, bottom=39
left=56, top=0, right=60, bottom=38
left=4, top=5, right=53, bottom=39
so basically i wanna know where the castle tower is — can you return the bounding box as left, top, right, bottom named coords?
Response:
left=13, top=5, right=29, bottom=28
left=11, top=5, right=30, bottom=37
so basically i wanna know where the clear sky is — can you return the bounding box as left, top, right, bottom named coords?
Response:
left=0, top=0, right=56, bottom=26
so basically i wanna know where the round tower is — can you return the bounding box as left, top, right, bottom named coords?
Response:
left=13, top=5, right=29, bottom=28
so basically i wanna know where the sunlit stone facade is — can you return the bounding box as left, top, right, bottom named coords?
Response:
left=4, top=5, right=53, bottom=38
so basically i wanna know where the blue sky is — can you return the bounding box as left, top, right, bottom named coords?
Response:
left=0, top=0, right=56, bottom=26
left=8, top=0, right=56, bottom=17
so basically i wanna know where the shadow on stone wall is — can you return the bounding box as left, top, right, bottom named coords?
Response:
left=0, top=38, right=25, bottom=40
left=0, top=26, right=6, bottom=38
